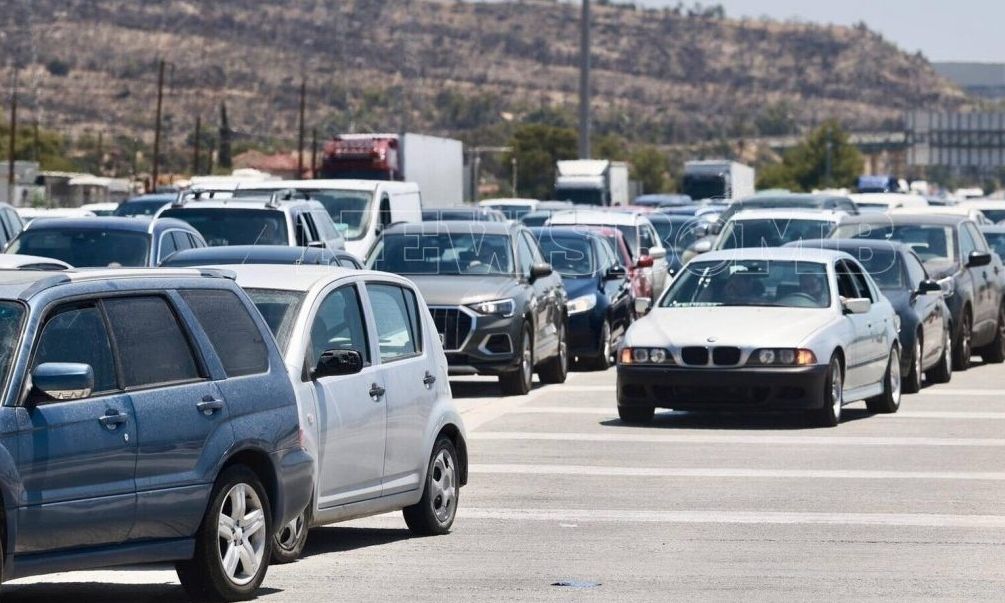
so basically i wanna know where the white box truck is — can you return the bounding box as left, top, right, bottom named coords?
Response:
left=554, top=159, right=630, bottom=206
left=681, top=160, right=755, bottom=201
left=319, top=133, right=463, bottom=207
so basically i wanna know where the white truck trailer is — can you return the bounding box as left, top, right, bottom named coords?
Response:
left=681, top=160, right=755, bottom=201
left=554, top=159, right=630, bottom=206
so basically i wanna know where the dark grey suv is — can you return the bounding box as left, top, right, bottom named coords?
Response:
left=368, top=221, right=568, bottom=395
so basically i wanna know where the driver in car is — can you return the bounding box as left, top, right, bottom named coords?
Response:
left=722, top=274, right=764, bottom=305
left=799, top=273, right=829, bottom=306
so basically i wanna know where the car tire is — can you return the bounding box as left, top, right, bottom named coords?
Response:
left=952, top=309, right=972, bottom=371
left=538, top=320, right=568, bottom=384
left=271, top=504, right=310, bottom=564
left=177, top=465, right=272, bottom=602
left=403, top=437, right=459, bottom=536
left=617, top=404, right=654, bottom=424
left=499, top=325, right=533, bottom=396
left=979, top=305, right=1005, bottom=364
left=587, top=320, right=613, bottom=370
left=926, top=327, right=953, bottom=384
left=810, top=355, right=843, bottom=427
left=903, top=333, right=923, bottom=394
left=866, top=347, right=902, bottom=414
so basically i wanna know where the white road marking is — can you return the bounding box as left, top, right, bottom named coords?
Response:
left=917, top=389, right=1005, bottom=397
left=513, top=406, right=1005, bottom=420
left=471, top=463, right=1005, bottom=480
left=473, top=431, right=1005, bottom=447
left=457, top=372, right=583, bottom=432
left=458, top=508, right=1005, bottom=529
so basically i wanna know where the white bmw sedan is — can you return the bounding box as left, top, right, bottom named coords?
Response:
left=617, top=248, right=902, bottom=427
left=223, top=265, right=467, bottom=562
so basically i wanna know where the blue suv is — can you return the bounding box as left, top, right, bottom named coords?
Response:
left=0, top=268, right=312, bottom=600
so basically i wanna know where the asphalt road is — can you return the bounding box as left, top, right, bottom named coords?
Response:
left=6, top=362, right=1005, bottom=601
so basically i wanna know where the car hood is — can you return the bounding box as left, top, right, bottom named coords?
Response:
left=406, top=275, right=519, bottom=306
left=562, top=275, right=601, bottom=300
left=628, top=306, right=838, bottom=348
left=923, top=259, right=959, bottom=281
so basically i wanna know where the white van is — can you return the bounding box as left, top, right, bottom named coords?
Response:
left=234, top=179, right=422, bottom=259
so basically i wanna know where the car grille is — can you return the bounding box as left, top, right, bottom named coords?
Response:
left=681, top=346, right=742, bottom=366
left=430, top=307, right=473, bottom=352
left=681, top=347, right=710, bottom=366
left=712, top=347, right=742, bottom=366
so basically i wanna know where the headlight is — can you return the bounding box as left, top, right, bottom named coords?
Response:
left=620, top=347, right=674, bottom=365
left=566, top=294, right=597, bottom=315
left=468, top=298, right=515, bottom=317
left=747, top=348, right=817, bottom=366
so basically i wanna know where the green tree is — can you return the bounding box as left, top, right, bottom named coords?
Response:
left=506, top=124, right=577, bottom=199
left=756, top=120, right=863, bottom=192
left=630, top=146, right=671, bottom=194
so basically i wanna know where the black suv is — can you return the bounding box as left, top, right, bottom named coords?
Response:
left=368, top=221, right=568, bottom=395
left=833, top=214, right=1005, bottom=369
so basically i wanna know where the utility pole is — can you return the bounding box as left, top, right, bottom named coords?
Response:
left=297, top=79, right=306, bottom=176
left=96, top=131, right=104, bottom=175
left=578, top=0, right=591, bottom=159
left=310, top=127, right=318, bottom=178
left=192, top=115, right=201, bottom=175
left=151, top=59, right=165, bottom=192
left=511, top=156, right=518, bottom=196
left=7, top=68, right=17, bottom=205
left=32, top=119, right=38, bottom=163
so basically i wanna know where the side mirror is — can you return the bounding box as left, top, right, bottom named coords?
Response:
left=918, top=279, right=942, bottom=296
left=648, top=247, right=667, bottom=260
left=634, top=297, right=653, bottom=316
left=693, top=223, right=710, bottom=237
left=636, top=255, right=654, bottom=269
left=967, top=251, right=992, bottom=268
left=842, top=297, right=872, bottom=315
left=312, top=349, right=364, bottom=380
left=692, top=239, right=714, bottom=255
left=530, top=262, right=553, bottom=281
left=31, top=363, right=94, bottom=402
left=605, top=265, right=628, bottom=280
left=709, top=222, right=723, bottom=236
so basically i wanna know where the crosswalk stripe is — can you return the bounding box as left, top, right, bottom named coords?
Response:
left=470, top=463, right=1005, bottom=480
left=512, top=406, right=1005, bottom=420
left=473, top=431, right=1005, bottom=447
left=457, top=508, right=1005, bottom=528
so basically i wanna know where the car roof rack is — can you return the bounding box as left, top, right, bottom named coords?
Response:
left=19, top=268, right=236, bottom=300
left=172, top=187, right=235, bottom=207
left=266, top=188, right=311, bottom=208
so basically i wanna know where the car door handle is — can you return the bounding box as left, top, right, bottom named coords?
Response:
left=197, top=397, right=224, bottom=415
left=369, top=383, right=386, bottom=400
left=99, top=411, right=128, bottom=430
left=422, top=371, right=437, bottom=388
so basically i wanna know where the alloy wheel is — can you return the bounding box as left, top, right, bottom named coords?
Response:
left=217, top=483, right=267, bottom=586
left=830, top=361, right=843, bottom=421
left=889, top=349, right=902, bottom=405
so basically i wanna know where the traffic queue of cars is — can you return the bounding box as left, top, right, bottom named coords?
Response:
left=2, top=184, right=1005, bottom=599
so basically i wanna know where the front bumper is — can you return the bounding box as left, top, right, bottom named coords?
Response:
left=433, top=306, right=525, bottom=376
left=617, top=364, right=830, bottom=411
left=270, top=446, right=315, bottom=526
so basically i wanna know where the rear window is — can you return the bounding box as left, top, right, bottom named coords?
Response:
left=161, top=208, right=288, bottom=246
left=9, top=228, right=149, bottom=267
left=181, top=290, right=269, bottom=377
left=102, top=296, right=202, bottom=387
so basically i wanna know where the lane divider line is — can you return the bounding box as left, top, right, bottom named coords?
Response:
left=472, top=431, right=1005, bottom=447
left=470, top=463, right=1005, bottom=480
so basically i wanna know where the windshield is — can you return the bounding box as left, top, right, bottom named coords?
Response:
left=718, top=218, right=835, bottom=250
left=832, top=223, right=957, bottom=264
left=0, top=302, right=24, bottom=390
left=856, top=203, right=890, bottom=213
left=555, top=188, right=604, bottom=206
left=976, top=209, right=1005, bottom=223
left=651, top=218, right=700, bottom=253
left=161, top=208, right=288, bottom=247
left=114, top=200, right=169, bottom=217
left=661, top=260, right=831, bottom=309
left=984, top=232, right=1005, bottom=258
left=246, top=289, right=305, bottom=353
left=681, top=175, right=725, bottom=200
left=537, top=236, right=595, bottom=277
left=370, top=232, right=514, bottom=276
left=612, top=225, right=639, bottom=255
left=9, top=228, right=149, bottom=267
left=853, top=249, right=905, bottom=290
